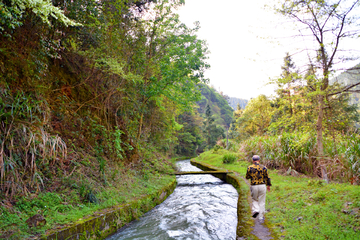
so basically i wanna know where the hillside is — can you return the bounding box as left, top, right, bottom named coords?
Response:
left=174, top=84, right=234, bottom=156
left=0, top=1, right=211, bottom=238
left=331, top=63, right=360, bottom=106
left=197, top=83, right=234, bottom=127
left=227, top=97, right=248, bottom=110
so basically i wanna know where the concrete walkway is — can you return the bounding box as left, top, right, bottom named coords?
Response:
left=251, top=218, right=274, bottom=240
left=235, top=173, right=274, bottom=240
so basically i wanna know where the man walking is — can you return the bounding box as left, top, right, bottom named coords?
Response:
left=246, top=155, right=271, bottom=222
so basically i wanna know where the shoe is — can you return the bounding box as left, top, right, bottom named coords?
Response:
left=252, top=212, right=259, bottom=218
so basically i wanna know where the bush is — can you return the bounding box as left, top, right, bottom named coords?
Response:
left=212, top=144, right=223, bottom=152
left=216, top=139, right=238, bottom=151
left=239, top=132, right=360, bottom=183
left=222, top=153, right=237, bottom=164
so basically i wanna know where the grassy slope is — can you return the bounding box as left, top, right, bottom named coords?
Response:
left=0, top=164, right=175, bottom=239
left=194, top=149, right=360, bottom=240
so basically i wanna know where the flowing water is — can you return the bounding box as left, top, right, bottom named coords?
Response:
left=106, top=160, right=238, bottom=240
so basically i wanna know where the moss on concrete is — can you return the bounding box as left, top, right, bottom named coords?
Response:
left=43, top=179, right=177, bottom=240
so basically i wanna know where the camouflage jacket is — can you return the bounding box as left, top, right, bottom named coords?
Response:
left=246, top=163, right=271, bottom=186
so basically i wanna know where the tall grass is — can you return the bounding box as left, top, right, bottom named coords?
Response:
left=0, top=89, right=67, bottom=197
left=240, top=132, right=360, bottom=183
left=222, top=153, right=237, bottom=164
left=344, top=135, right=360, bottom=184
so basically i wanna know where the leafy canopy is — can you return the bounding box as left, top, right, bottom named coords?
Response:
left=0, top=0, right=79, bottom=35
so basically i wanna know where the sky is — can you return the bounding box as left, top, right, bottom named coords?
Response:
left=177, top=0, right=288, bottom=100
left=177, top=0, right=360, bottom=100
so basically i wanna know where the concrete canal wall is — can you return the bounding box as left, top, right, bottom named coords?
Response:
left=43, top=179, right=177, bottom=240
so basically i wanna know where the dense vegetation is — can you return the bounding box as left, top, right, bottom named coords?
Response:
left=1, top=0, right=210, bottom=194
left=228, top=1, right=360, bottom=184
left=0, top=0, right=234, bottom=238
left=175, top=83, right=233, bottom=156
left=229, top=53, right=360, bottom=184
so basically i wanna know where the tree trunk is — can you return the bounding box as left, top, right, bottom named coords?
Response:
left=316, top=94, right=329, bottom=183
left=226, top=128, right=229, bottom=150
left=137, top=113, right=143, bottom=140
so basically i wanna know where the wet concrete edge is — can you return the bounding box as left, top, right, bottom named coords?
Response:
left=190, top=159, right=278, bottom=240
left=42, top=179, right=177, bottom=240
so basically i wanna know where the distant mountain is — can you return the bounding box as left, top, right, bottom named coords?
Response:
left=227, top=97, right=248, bottom=110
left=331, top=63, right=360, bottom=106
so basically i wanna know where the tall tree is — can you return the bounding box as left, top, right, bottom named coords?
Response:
left=279, top=52, right=299, bottom=117
left=175, top=111, right=204, bottom=156
left=234, top=95, right=274, bottom=138
left=203, top=104, right=225, bottom=148
left=203, top=104, right=215, bottom=147
left=270, top=53, right=310, bottom=133
left=228, top=103, right=243, bottom=140
left=130, top=3, right=209, bottom=141
left=277, top=0, right=360, bottom=181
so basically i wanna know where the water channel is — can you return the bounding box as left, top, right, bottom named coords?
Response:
left=106, top=160, right=238, bottom=240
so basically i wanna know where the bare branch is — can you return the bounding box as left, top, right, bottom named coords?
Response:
left=328, top=81, right=360, bottom=96
left=321, top=0, right=342, bottom=30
